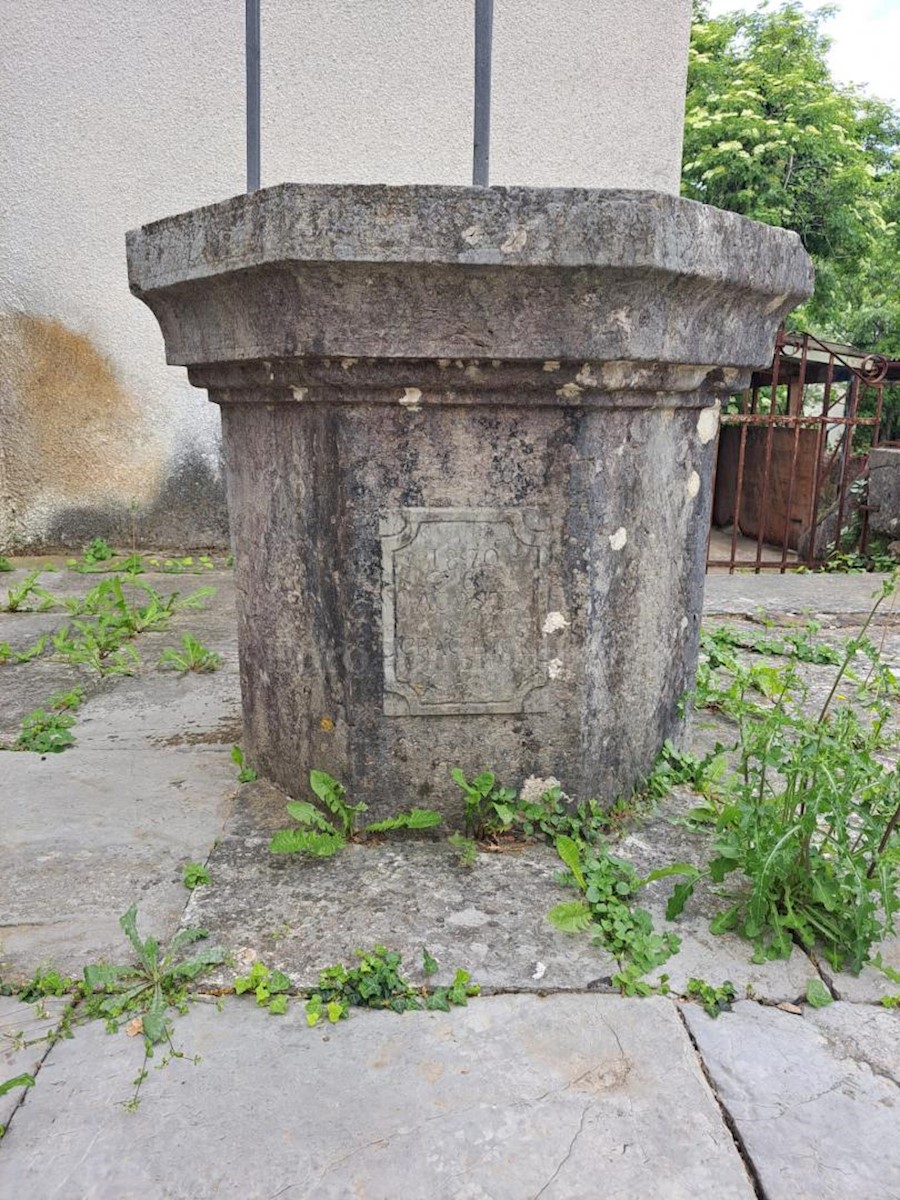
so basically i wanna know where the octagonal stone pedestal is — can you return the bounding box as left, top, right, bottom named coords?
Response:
left=127, top=185, right=812, bottom=819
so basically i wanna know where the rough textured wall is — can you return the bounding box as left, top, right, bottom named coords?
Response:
left=0, top=0, right=691, bottom=550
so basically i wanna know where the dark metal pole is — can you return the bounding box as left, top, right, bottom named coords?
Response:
left=246, top=0, right=261, bottom=192
left=473, top=0, right=493, bottom=186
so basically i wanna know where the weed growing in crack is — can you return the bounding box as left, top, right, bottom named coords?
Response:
left=662, top=576, right=900, bottom=974
left=805, top=978, right=833, bottom=1008
left=0, top=906, right=224, bottom=1115
left=0, top=635, right=49, bottom=666
left=269, top=770, right=441, bottom=857
left=10, top=707, right=77, bottom=753
left=50, top=579, right=215, bottom=677
left=80, top=905, right=225, bottom=1109
left=182, top=862, right=212, bottom=890
left=158, top=634, right=221, bottom=674
left=2, top=569, right=55, bottom=613
left=451, top=768, right=517, bottom=839
left=231, top=744, right=258, bottom=783
left=0, top=556, right=13, bottom=572
left=304, top=946, right=479, bottom=1027
left=234, top=962, right=292, bottom=1014
left=684, top=978, right=736, bottom=1018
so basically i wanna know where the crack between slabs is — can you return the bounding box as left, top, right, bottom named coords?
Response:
left=675, top=1004, right=769, bottom=1200
left=1, top=1011, right=69, bottom=1139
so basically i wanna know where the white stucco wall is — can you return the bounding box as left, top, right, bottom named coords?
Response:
left=0, top=0, right=692, bottom=549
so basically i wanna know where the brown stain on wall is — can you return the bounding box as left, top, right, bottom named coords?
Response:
left=0, top=313, right=163, bottom=534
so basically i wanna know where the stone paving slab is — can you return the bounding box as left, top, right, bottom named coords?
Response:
left=0, top=575, right=241, bottom=980
left=704, top=571, right=895, bottom=618
left=683, top=1000, right=900, bottom=1199
left=0, top=994, right=756, bottom=1199
left=0, top=996, right=66, bottom=1132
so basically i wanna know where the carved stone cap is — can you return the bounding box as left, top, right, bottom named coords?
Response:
left=126, top=184, right=813, bottom=379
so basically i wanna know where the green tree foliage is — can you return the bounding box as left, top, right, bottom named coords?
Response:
left=684, top=2, right=900, bottom=353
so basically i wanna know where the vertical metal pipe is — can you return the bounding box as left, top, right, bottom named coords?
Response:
left=246, top=0, right=261, bottom=192
left=473, top=0, right=494, bottom=186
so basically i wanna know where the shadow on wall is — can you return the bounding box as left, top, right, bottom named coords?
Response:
left=47, top=454, right=230, bottom=551
left=0, top=313, right=229, bottom=550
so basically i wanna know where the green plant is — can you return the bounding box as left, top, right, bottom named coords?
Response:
left=0, top=556, right=13, bottom=572
left=0, top=634, right=48, bottom=666
left=231, top=745, right=258, bottom=783
left=48, top=686, right=84, bottom=712
left=182, top=862, right=211, bottom=890
left=118, top=553, right=147, bottom=575
left=449, top=831, right=478, bottom=867
left=881, top=994, right=900, bottom=1009
left=805, top=978, right=833, bottom=1009
left=664, top=576, right=900, bottom=974
left=304, top=946, right=479, bottom=1027
left=234, top=961, right=292, bottom=1014
left=548, top=835, right=680, bottom=982
left=50, top=579, right=213, bottom=677
left=158, top=634, right=222, bottom=674
left=17, top=968, right=75, bottom=1003
left=270, top=770, right=441, bottom=857
left=701, top=622, right=842, bottom=667
left=82, top=537, right=114, bottom=565
left=685, top=978, right=736, bottom=1018
left=13, top=708, right=77, bottom=753
left=451, top=768, right=517, bottom=839
left=2, top=569, right=55, bottom=613
left=80, top=905, right=225, bottom=1108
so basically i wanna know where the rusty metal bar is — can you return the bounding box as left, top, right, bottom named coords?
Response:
left=778, top=334, right=810, bottom=571
left=806, top=345, right=835, bottom=568
left=859, top=382, right=886, bottom=558
left=831, top=374, right=861, bottom=556
left=728, top=388, right=752, bottom=574
left=754, top=344, right=782, bottom=570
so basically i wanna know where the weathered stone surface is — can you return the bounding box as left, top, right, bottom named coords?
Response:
left=0, top=994, right=756, bottom=1199
left=683, top=1001, right=900, bottom=1199
left=806, top=1000, right=900, bottom=1086
left=127, top=184, right=812, bottom=816
left=126, top=184, right=812, bottom=370
left=868, top=447, right=900, bottom=537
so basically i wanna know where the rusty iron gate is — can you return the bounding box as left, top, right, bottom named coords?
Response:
left=706, top=330, right=895, bottom=573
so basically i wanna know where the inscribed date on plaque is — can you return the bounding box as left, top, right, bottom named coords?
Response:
left=380, top=508, right=552, bottom=716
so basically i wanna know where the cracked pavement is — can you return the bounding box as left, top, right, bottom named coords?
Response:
left=1, top=563, right=899, bottom=1197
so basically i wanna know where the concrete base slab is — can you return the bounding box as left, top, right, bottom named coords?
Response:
left=0, top=994, right=756, bottom=1199
left=183, top=782, right=619, bottom=991
left=683, top=1000, right=900, bottom=1199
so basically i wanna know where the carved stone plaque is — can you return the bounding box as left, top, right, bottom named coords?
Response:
left=380, top=508, right=552, bottom=716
